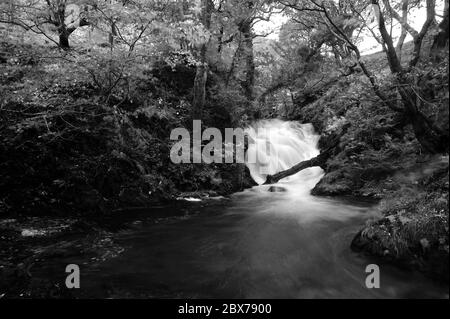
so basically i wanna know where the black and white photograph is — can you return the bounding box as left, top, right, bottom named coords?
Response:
left=0, top=0, right=448, bottom=305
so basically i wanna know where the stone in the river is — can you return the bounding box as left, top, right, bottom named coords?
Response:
left=268, top=186, right=286, bottom=192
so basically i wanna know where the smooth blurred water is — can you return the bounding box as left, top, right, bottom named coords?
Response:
left=245, top=119, right=322, bottom=185
left=69, top=189, right=447, bottom=299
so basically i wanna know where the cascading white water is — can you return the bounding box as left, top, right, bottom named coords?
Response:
left=245, top=119, right=324, bottom=194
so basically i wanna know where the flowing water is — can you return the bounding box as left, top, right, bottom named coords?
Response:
left=33, top=120, right=448, bottom=298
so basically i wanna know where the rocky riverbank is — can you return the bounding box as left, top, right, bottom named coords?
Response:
left=289, top=58, right=449, bottom=282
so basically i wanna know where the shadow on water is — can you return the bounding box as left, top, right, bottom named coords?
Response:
left=64, top=187, right=448, bottom=299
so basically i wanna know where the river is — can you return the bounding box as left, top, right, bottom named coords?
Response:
left=29, top=120, right=448, bottom=298
left=55, top=186, right=444, bottom=299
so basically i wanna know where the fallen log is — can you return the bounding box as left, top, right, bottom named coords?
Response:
left=263, top=124, right=349, bottom=185
left=263, top=149, right=330, bottom=185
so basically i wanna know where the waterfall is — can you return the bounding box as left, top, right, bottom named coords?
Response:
left=245, top=119, right=324, bottom=192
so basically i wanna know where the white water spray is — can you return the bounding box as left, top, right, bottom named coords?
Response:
left=245, top=119, right=324, bottom=194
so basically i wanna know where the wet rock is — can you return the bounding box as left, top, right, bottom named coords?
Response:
left=21, top=229, right=47, bottom=237
left=177, top=197, right=202, bottom=202
left=77, top=189, right=102, bottom=210
left=420, top=238, right=430, bottom=252
left=352, top=213, right=449, bottom=282
left=312, top=171, right=353, bottom=196
left=268, top=186, right=286, bottom=192
left=177, top=191, right=219, bottom=200
left=351, top=227, right=387, bottom=257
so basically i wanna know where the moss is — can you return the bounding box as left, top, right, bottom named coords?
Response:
left=352, top=159, right=449, bottom=281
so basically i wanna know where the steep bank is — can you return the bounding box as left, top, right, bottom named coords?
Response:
left=0, top=41, right=254, bottom=219
left=351, top=157, right=449, bottom=282
left=288, top=48, right=449, bottom=280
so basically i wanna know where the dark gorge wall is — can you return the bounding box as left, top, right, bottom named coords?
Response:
left=0, top=43, right=253, bottom=218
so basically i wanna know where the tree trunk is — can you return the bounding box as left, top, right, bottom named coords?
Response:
left=55, top=0, right=70, bottom=50
left=192, top=0, right=212, bottom=120
left=372, top=0, right=445, bottom=154
left=397, top=83, right=447, bottom=153
left=430, top=3, right=449, bottom=61
left=192, top=62, right=208, bottom=119
left=217, top=26, right=224, bottom=53
left=225, top=41, right=241, bottom=87
left=410, top=111, right=447, bottom=154
left=58, top=28, right=70, bottom=50
left=240, top=21, right=255, bottom=102
left=409, top=0, right=437, bottom=68
left=396, top=0, right=409, bottom=63
left=109, top=21, right=117, bottom=48
left=264, top=152, right=329, bottom=185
